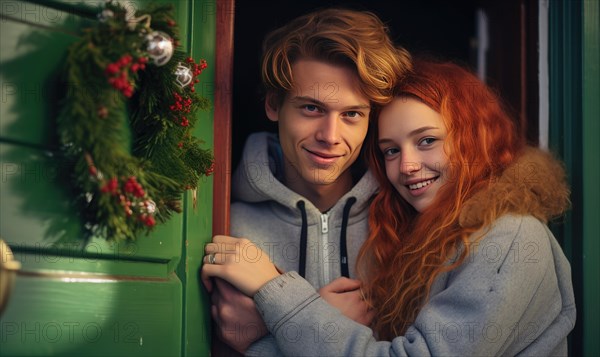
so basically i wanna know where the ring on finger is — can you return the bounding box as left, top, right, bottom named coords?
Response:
left=207, top=253, right=216, bottom=264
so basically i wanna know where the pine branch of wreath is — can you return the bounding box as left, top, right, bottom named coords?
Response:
left=56, top=1, right=214, bottom=241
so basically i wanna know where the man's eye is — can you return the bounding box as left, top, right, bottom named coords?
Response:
left=344, top=111, right=365, bottom=120
left=303, top=105, right=319, bottom=112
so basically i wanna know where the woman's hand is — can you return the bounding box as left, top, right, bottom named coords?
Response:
left=319, top=277, right=375, bottom=326
left=201, top=235, right=281, bottom=297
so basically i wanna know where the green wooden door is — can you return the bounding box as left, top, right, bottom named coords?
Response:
left=549, top=0, right=599, bottom=356
left=0, top=0, right=214, bottom=355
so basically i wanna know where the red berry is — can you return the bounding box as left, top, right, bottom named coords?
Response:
left=105, top=63, right=120, bottom=75
left=145, top=216, right=156, bottom=227
left=118, top=54, right=132, bottom=66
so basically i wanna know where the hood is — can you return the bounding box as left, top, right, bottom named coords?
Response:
left=231, top=132, right=379, bottom=220
left=231, top=132, right=294, bottom=206
left=460, top=147, right=570, bottom=228
left=231, top=132, right=379, bottom=282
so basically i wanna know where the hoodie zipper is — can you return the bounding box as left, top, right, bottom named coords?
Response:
left=320, top=212, right=330, bottom=284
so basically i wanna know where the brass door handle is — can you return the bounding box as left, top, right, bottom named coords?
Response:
left=0, top=239, right=21, bottom=317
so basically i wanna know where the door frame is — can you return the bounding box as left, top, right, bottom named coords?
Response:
left=212, top=0, right=234, bottom=237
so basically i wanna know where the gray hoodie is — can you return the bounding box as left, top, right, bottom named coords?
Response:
left=230, top=131, right=378, bottom=288
left=250, top=215, right=576, bottom=356
left=246, top=148, right=576, bottom=356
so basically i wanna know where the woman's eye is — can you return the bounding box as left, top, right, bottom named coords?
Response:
left=419, top=137, right=436, bottom=146
left=382, top=147, right=400, bottom=157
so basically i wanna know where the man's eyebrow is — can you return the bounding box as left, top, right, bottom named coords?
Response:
left=291, top=96, right=371, bottom=110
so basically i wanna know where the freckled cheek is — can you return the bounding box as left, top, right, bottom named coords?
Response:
left=385, top=162, right=398, bottom=183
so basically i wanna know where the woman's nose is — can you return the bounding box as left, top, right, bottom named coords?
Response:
left=399, top=150, right=421, bottom=174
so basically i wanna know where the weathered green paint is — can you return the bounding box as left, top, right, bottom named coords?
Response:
left=0, top=0, right=215, bottom=355
left=0, top=143, right=184, bottom=262
left=582, top=1, right=600, bottom=356
left=0, top=7, right=87, bottom=147
left=10, top=251, right=172, bottom=278
left=178, top=0, right=215, bottom=355
left=24, top=0, right=101, bottom=18
left=549, top=0, right=599, bottom=356
left=1, top=272, right=182, bottom=356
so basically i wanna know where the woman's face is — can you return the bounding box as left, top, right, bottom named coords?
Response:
left=377, top=97, right=449, bottom=212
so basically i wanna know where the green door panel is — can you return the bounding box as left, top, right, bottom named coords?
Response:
left=0, top=271, right=182, bottom=356
left=21, top=0, right=104, bottom=18
left=176, top=0, right=215, bottom=354
left=1, top=143, right=183, bottom=263
left=0, top=3, right=91, bottom=147
left=549, top=0, right=599, bottom=355
left=0, top=0, right=191, bottom=148
left=7, top=251, right=172, bottom=278
left=0, top=0, right=215, bottom=356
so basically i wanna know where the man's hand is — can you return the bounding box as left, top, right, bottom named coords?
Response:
left=319, top=277, right=374, bottom=326
left=211, top=278, right=268, bottom=354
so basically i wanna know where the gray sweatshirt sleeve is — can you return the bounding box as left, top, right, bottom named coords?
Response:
left=253, top=215, right=573, bottom=356
left=245, top=335, right=281, bottom=356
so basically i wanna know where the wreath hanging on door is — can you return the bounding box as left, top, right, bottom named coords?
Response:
left=57, top=1, right=214, bottom=241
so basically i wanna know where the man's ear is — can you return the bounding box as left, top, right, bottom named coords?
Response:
left=265, top=92, right=279, bottom=122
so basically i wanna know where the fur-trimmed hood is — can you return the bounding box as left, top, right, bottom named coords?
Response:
left=460, top=147, right=571, bottom=228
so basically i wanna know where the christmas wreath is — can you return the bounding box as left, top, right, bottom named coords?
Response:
left=57, top=1, right=214, bottom=241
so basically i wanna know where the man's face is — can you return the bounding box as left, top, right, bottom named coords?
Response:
left=266, top=59, right=370, bottom=190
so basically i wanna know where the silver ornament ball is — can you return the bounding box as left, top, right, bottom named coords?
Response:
left=143, top=200, right=157, bottom=214
left=145, top=31, right=174, bottom=66
left=97, top=9, right=114, bottom=22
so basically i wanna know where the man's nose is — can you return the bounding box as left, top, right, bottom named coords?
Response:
left=315, top=115, right=341, bottom=145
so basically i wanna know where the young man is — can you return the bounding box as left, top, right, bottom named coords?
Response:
left=207, top=8, right=411, bottom=354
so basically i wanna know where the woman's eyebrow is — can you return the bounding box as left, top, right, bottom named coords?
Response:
left=408, top=126, right=439, bottom=137
left=378, top=126, right=439, bottom=145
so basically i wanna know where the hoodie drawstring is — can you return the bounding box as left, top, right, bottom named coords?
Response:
left=298, top=198, right=356, bottom=279
left=340, top=197, right=357, bottom=278
left=297, top=201, right=308, bottom=278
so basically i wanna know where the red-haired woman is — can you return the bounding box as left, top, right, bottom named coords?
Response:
left=202, top=60, right=576, bottom=356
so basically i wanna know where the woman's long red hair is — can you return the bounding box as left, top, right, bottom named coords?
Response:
left=359, top=60, right=525, bottom=339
